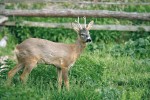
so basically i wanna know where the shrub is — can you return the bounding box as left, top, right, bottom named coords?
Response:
left=110, top=36, right=150, bottom=58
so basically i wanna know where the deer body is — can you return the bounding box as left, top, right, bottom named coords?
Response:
left=15, top=38, right=84, bottom=69
left=7, top=17, right=93, bottom=91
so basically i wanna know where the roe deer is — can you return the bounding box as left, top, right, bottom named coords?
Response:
left=7, top=17, right=94, bottom=91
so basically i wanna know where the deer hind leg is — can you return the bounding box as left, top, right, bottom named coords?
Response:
left=20, top=59, right=37, bottom=84
left=7, top=63, right=24, bottom=85
left=57, top=68, right=62, bottom=92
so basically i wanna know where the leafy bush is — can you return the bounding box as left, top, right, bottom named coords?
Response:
left=9, top=26, right=76, bottom=43
left=130, top=31, right=150, bottom=41
left=91, top=30, right=121, bottom=43
left=110, top=36, right=150, bottom=58
left=124, top=37, right=150, bottom=58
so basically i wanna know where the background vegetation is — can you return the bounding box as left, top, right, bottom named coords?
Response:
left=0, top=0, right=150, bottom=100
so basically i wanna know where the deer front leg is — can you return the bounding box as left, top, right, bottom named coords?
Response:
left=57, top=68, right=62, bottom=92
left=62, top=68, right=69, bottom=91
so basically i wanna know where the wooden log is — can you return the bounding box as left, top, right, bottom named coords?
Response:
left=0, top=2, right=5, bottom=32
left=2, top=0, right=150, bottom=5
left=78, top=1, right=150, bottom=5
left=1, top=21, right=150, bottom=32
left=0, top=9, right=150, bottom=21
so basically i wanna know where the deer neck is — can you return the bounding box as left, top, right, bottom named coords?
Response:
left=74, top=37, right=86, bottom=57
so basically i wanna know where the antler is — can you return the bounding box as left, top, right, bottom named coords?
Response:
left=75, top=17, right=82, bottom=29
left=83, top=16, right=86, bottom=28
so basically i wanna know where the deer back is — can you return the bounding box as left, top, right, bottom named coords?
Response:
left=15, top=38, right=77, bottom=68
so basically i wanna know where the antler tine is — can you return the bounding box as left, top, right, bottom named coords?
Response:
left=83, top=16, right=86, bottom=28
left=74, top=17, right=82, bottom=29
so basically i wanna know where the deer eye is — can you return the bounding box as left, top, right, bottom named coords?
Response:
left=80, top=33, right=85, bottom=36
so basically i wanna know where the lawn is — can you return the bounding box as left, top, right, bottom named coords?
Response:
left=0, top=45, right=150, bottom=100
left=0, top=0, right=150, bottom=99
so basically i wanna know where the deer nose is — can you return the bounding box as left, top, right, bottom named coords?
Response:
left=86, top=38, right=92, bottom=42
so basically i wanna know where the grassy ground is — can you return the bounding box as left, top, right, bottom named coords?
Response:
left=0, top=46, right=150, bottom=100
left=0, top=1, right=150, bottom=99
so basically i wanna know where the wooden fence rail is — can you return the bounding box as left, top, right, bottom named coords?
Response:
left=0, top=1, right=150, bottom=32
left=0, top=9, right=150, bottom=21
left=1, top=21, right=150, bottom=32
left=1, top=0, right=150, bottom=5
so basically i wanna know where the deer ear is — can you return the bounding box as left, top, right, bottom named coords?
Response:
left=71, top=23, right=79, bottom=33
left=86, top=21, right=94, bottom=30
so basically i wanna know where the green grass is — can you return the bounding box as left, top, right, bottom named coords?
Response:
left=0, top=48, right=150, bottom=100
left=1, top=1, right=150, bottom=99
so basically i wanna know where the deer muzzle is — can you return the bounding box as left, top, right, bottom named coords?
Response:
left=86, top=38, right=92, bottom=42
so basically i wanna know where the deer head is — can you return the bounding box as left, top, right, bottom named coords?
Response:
left=72, top=17, right=94, bottom=43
